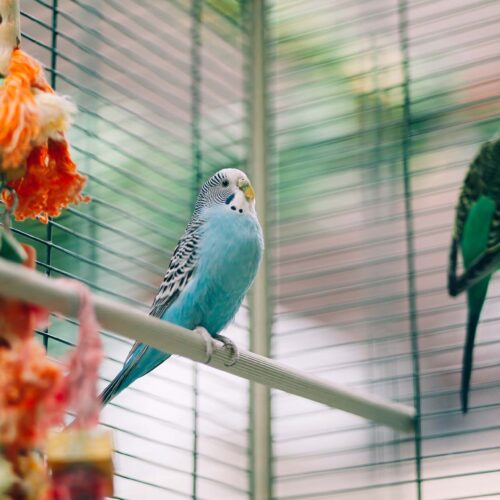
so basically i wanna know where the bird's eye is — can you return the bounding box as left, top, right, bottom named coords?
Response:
left=222, top=179, right=229, bottom=188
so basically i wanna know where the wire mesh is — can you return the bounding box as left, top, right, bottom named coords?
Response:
left=270, top=0, right=500, bottom=499
left=18, top=1, right=250, bottom=498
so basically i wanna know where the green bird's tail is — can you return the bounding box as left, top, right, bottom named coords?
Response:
left=451, top=139, right=500, bottom=412
left=461, top=278, right=490, bottom=413
left=459, top=195, right=496, bottom=413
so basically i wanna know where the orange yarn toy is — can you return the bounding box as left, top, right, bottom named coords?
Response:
left=0, top=243, right=112, bottom=498
left=0, top=48, right=89, bottom=222
left=0, top=243, right=65, bottom=500
left=0, top=244, right=66, bottom=455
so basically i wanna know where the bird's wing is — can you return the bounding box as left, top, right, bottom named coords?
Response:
left=149, top=223, right=202, bottom=319
left=125, top=221, right=202, bottom=363
left=460, top=195, right=496, bottom=412
left=461, top=196, right=496, bottom=268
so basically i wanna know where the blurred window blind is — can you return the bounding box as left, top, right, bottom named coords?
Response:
left=270, top=0, right=500, bottom=499
left=19, top=1, right=250, bottom=499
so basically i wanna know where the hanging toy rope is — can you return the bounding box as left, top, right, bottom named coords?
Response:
left=0, top=0, right=89, bottom=223
left=47, top=282, right=114, bottom=500
left=61, top=281, right=103, bottom=429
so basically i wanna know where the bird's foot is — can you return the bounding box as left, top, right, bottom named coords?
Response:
left=195, top=326, right=214, bottom=364
left=215, top=334, right=239, bottom=367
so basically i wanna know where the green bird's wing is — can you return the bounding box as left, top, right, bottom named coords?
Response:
left=460, top=195, right=496, bottom=412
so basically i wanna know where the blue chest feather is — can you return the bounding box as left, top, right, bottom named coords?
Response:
left=162, top=206, right=263, bottom=335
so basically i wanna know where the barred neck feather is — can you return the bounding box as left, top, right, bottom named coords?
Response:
left=192, top=171, right=228, bottom=221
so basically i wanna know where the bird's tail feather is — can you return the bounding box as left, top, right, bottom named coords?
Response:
left=461, top=276, right=490, bottom=413
left=100, top=373, right=125, bottom=406
left=461, top=306, right=482, bottom=413
left=100, top=344, right=171, bottom=406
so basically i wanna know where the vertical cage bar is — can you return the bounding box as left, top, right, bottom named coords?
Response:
left=248, top=0, right=272, bottom=499
left=190, top=0, right=202, bottom=498
left=49, top=0, right=58, bottom=88
left=43, top=0, right=59, bottom=350
left=75, top=0, right=101, bottom=290
left=398, top=1, right=423, bottom=498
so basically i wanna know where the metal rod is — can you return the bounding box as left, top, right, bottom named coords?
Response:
left=190, top=0, right=202, bottom=496
left=248, top=0, right=272, bottom=498
left=42, top=0, right=59, bottom=351
left=0, top=259, right=416, bottom=434
left=398, top=1, right=423, bottom=498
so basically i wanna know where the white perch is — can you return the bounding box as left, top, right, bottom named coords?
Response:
left=0, top=0, right=20, bottom=75
left=0, top=259, right=416, bottom=433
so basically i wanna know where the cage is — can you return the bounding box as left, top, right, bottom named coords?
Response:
left=6, top=0, right=500, bottom=499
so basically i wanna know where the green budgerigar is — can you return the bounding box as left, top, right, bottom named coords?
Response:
left=448, top=138, right=500, bottom=413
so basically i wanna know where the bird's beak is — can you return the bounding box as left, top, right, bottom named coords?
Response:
left=238, top=178, right=255, bottom=201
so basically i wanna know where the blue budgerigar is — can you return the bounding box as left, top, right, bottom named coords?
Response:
left=100, top=168, right=263, bottom=405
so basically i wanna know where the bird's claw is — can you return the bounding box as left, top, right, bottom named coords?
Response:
left=194, top=328, right=239, bottom=367
left=215, top=334, right=239, bottom=367
left=195, top=326, right=214, bottom=364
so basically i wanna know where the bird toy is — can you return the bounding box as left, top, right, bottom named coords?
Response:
left=448, top=136, right=500, bottom=412
left=46, top=283, right=113, bottom=500
left=0, top=0, right=88, bottom=223
left=0, top=3, right=110, bottom=494
left=0, top=195, right=66, bottom=498
left=0, top=209, right=113, bottom=497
